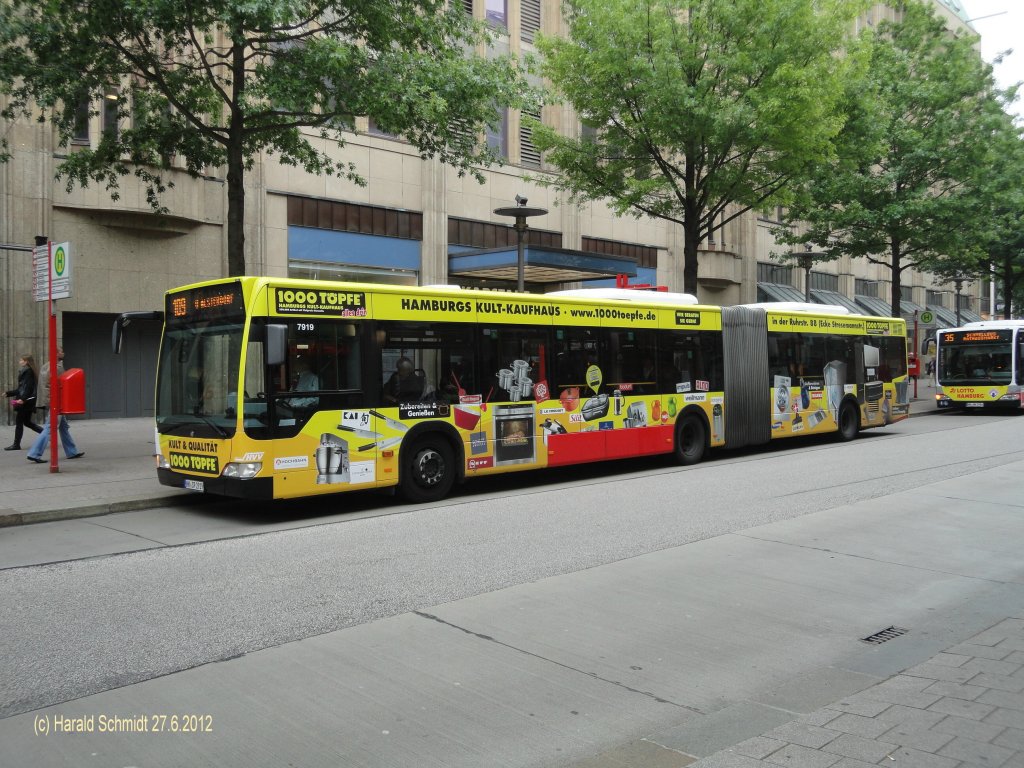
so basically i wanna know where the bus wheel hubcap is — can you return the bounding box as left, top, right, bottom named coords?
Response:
left=416, top=449, right=444, bottom=486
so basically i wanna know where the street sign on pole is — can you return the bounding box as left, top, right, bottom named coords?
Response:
left=32, top=241, right=71, bottom=301
left=32, top=245, right=49, bottom=302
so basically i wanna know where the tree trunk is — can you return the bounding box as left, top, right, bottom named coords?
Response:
left=226, top=31, right=247, bottom=278
left=1002, top=255, right=1013, bottom=320
left=226, top=141, right=246, bottom=277
left=682, top=220, right=700, bottom=296
left=889, top=240, right=902, bottom=319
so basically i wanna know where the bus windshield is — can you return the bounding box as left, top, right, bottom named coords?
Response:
left=156, top=320, right=244, bottom=438
left=938, top=340, right=1013, bottom=385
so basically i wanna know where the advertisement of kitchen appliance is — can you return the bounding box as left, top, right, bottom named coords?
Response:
left=201, top=358, right=722, bottom=499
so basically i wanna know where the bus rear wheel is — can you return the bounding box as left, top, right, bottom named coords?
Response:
left=837, top=401, right=860, bottom=442
left=400, top=437, right=455, bottom=503
left=674, top=414, right=707, bottom=466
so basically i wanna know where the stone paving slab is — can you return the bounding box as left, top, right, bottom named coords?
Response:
left=686, top=617, right=1024, bottom=768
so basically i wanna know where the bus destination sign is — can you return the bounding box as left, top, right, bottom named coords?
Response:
left=167, top=282, right=245, bottom=326
left=941, top=329, right=1012, bottom=344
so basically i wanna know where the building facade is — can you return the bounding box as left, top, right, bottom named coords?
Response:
left=0, top=0, right=985, bottom=418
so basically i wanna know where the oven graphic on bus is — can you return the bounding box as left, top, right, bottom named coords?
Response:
left=492, top=405, right=535, bottom=466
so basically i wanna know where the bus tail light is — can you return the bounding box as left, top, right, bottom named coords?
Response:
left=223, top=462, right=262, bottom=479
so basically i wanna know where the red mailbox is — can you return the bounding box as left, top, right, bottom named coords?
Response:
left=60, top=368, right=86, bottom=414
left=907, top=354, right=920, bottom=379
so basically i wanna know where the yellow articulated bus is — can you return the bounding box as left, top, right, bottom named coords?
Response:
left=122, top=277, right=910, bottom=503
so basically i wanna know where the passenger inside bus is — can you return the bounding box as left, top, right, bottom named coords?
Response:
left=384, top=357, right=429, bottom=404
left=968, top=355, right=990, bottom=378
left=288, top=356, right=320, bottom=408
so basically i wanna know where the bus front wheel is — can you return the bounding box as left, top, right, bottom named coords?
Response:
left=674, top=414, right=707, bottom=466
left=400, top=437, right=455, bottom=503
left=837, top=401, right=860, bottom=442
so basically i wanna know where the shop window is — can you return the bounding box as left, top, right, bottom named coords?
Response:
left=72, top=95, right=90, bottom=144
left=486, top=109, right=508, bottom=159
left=486, top=0, right=506, bottom=28
left=102, top=88, right=120, bottom=140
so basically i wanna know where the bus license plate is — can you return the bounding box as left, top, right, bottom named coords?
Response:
left=966, top=403, right=984, bottom=408
left=184, top=479, right=205, bottom=492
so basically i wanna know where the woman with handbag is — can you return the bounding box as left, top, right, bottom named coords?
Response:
left=5, top=353, right=43, bottom=450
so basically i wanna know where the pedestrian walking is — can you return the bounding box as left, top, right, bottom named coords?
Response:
left=4, top=353, right=43, bottom=450
left=26, top=347, right=83, bottom=463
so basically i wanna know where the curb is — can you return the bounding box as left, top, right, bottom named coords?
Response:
left=0, top=493, right=210, bottom=528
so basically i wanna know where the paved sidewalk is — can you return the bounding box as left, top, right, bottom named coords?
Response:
left=0, top=416, right=195, bottom=526
left=690, top=617, right=1024, bottom=768
left=0, top=382, right=940, bottom=526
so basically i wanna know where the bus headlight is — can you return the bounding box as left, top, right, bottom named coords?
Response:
left=157, top=454, right=170, bottom=469
left=999, top=394, right=1019, bottom=401
left=222, top=462, right=262, bottom=479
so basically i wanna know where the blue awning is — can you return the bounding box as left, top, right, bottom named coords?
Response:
left=288, top=226, right=421, bottom=270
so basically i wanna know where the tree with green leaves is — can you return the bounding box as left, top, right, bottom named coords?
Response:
left=0, top=0, right=531, bottom=276
left=779, top=0, right=1010, bottom=318
left=530, top=0, right=867, bottom=295
left=978, top=113, right=1024, bottom=320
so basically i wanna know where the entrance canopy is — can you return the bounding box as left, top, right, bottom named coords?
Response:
left=447, top=246, right=637, bottom=285
left=810, top=289, right=862, bottom=314
left=757, top=282, right=806, bottom=302
left=854, top=295, right=895, bottom=317
left=928, top=304, right=958, bottom=328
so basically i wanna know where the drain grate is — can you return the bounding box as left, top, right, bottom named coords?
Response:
left=861, top=626, right=909, bottom=645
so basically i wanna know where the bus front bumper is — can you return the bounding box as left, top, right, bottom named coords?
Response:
left=936, top=394, right=1024, bottom=410
left=158, top=468, right=274, bottom=500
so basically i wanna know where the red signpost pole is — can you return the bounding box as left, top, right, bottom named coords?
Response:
left=47, top=240, right=59, bottom=473
left=913, top=312, right=919, bottom=400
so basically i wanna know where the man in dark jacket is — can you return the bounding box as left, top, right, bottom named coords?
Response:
left=26, top=347, right=83, bottom=463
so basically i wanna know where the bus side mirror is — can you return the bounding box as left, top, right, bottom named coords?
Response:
left=265, top=324, right=288, bottom=367
left=111, top=311, right=164, bottom=354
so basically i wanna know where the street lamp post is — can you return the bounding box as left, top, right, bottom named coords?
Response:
left=954, top=277, right=964, bottom=327
left=799, top=244, right=816, bottom=302
left=494, top=195, right=548, bottom=293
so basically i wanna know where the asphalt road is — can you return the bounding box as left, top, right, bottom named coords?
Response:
left=1, top=411, right=1021, bottom=720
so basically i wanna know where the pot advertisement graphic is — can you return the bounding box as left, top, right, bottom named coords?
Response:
left=495, top=358, right=533, bottom=402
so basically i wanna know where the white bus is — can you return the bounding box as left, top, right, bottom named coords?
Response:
left=934, top=320, right=1024, bottom=411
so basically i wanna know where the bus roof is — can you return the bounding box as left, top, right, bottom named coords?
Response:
left=741, top=302, right=851, bottom=315
left=955, top=319, right=1024, bottom=330
left=548, top=287, right=699, bottom=305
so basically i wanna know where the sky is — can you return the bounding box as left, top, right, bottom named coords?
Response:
left=962, top=1, right=1024, bottom=116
